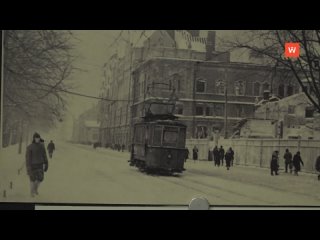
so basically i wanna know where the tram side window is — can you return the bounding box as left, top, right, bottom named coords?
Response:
left=178, top=128, right=186, bottom=147
left=153, top=126, right=162, bottom=146
left=134, top=126, right=145, bottom=144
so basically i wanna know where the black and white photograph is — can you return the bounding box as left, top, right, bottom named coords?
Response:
left=1, top=30, right=320, bottom=208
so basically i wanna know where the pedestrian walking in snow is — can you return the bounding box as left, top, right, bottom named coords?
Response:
left=26, top=132, right=49, bottom=197
left=315, top=156, right=320, bottom=181
left=185, top=148, right=189, bottom=162
left=213, top=146, right=220, bottom=167
left=47, top=140, right=55, bottom=158
left=225, top=148, right=233, bottom=170
left=270, top=150, right=279, bottom=176
left=283, top=148, right=293, bottom=173
left=219, top=146, right=225, bottom=166
left=229, top=147, right=234, bottom=166
left=293, top=151, right=304, bottom=176
left=193, top=145, right=198, bottom=163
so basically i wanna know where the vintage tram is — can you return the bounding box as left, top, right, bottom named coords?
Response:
left=129, top=100, right=188, bottom=174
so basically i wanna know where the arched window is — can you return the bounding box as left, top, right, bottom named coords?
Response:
left=235, top=80, right=245, bottom=96
left=172, top=73, right=182, bottom=92
left=263, top=82, right=270, bottom=91
left=196, top=78, right=206, bottom=93
left=278, top=84, right=285, bottom=98
left=216, top=79, right=225, bottom=94
left=253, top=82, right=261, bottom=96
left=287, top=84, right=294, bottom=96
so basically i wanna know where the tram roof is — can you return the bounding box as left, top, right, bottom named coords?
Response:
left=136, top=118, right=186, bottom=127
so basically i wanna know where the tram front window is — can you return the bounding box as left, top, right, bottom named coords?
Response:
left=163, top=127, right=178, bottom=147
left=148, top=103, right=175, bottom=115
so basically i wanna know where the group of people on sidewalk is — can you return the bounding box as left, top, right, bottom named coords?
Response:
left=190, top=145, right=235, bottom=170
left=271, top=148, right=320, bottom=180
left=25, top=132, right=56, bottom=197
left=187, top=145, right=320, bottom=180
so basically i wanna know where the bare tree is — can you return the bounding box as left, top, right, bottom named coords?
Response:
left=226, top=30, right=320, bottom=113
left=3, top=30, right=76, bottom=146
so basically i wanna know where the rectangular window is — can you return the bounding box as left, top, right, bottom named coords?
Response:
left=175, top=105, right=183, bottom=115
left=213, top=104, right=224, bottom=116
left=196, top=80, right=206, bottom=93
left=205, top=107, right=210, bottom=116
left=305, top=107, right=314, bottom=118
left=196, top=106, right=204, bottom=116
left=134, top=126, right=145, bottom=144
left=153, top=126, right=162, bottom=146
left=178, top=128, right=186, bottom=147
left=163, top=126, right=178, bottom=147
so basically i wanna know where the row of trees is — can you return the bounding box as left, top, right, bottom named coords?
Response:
left=2, top=30, right=76, bottom=147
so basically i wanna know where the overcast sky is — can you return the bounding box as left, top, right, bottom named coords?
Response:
left=57, top=30, right=248, bottom=139
left=66, top=30, right=246, bottom=118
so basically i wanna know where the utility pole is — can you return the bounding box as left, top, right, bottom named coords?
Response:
left=224, top=68, right=228, bottom=139
left=192, top=61, right=199, bottom=139
left=128, top=42, right=134, bottom=149
left=1, top=30, right=4, bottom=149
left=18, top=120, right=23, bottom=154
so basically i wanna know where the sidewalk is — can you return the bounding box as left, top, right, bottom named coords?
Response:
left=188, top=158, right=319, bottom=177
left=0, top=143, right=28, bottom=200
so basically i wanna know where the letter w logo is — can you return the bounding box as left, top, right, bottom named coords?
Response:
left=285, top=43, right=300, bottom=58
left=288, top=47, right=296, bottom=53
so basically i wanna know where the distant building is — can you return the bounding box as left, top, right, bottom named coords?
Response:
left=72, top=105, right=100, bottom=144
left=99, top=30, right=298, bottom=147
left=252, top=93, right=320, bottom=139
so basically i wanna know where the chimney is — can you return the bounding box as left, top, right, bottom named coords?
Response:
left=263, top=90, right=270, bottom=100
left=206, top=31, right=216, bottom=61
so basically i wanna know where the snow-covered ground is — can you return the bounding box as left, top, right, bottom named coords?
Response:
left=1, top=141, right=320, bottom=206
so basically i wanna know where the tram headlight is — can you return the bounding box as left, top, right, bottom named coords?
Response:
left=168, top=153, right=172, bottom=159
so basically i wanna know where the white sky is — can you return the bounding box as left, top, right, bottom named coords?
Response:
left=58, top=30, right=249, bottom=139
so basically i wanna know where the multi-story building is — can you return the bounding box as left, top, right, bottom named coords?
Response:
left=99, top=30, right=299, bottom=148
left=72, top=105, right=100, bottom=144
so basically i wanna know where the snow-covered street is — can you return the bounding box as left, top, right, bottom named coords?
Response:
left=1, top=141, right=320, bottom=206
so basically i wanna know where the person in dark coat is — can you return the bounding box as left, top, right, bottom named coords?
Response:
left=225, top=148, right=233, bottom=170
left=192, top=146, right=198, bottom=163
left=270, top=150, right=279, bottom=176
left=47, top=140, right=55, bottom=158
left=283, top=148, right=293, bottom=173
left=219, top=146, right=225, bottom=166
left=185, top=148, right=189, bottom=162
left=292, top=151, right=304, bottom=176
left=213, top=146, right=220, bottom=167
left=229, top=147, right=234, bottom=166
left=26, top=132, right=49, bottom=197
left=315, top=156, right=320, bottom=181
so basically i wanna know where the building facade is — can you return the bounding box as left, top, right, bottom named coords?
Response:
left=99, top=30, right=299, bottom=148
left=254, top=93, right=320, bottom=139
left=72, top=105, right=100, bottom=144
